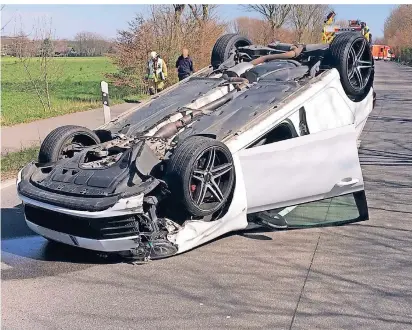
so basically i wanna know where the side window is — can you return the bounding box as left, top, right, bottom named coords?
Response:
left=246, top=106, right=310, bottom=149
left=245, top=84, right=355, bottom=150
left=249, top=191, right=368, bottom=229
left=247, top=120, right=298, bottom=149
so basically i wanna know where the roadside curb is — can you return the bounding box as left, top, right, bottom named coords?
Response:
left=1, top=179, right=16, bottom=190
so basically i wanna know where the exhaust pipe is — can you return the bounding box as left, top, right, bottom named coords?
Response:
left=198, top=88, right=238, bottom=112
left=251, top=45, right=304, bottom=66
left=153, top=89, right=239, bottom=139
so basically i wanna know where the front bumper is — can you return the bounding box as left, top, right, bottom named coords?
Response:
left=19, top=190, right=144, bottom=252
left=26, top=219, right=139, bottom=252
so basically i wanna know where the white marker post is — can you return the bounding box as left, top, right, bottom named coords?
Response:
left=101, top=81, right=111, bottom=124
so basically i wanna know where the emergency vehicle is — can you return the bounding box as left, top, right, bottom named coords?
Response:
left=371, top=45, right=394, bottom=61
left=322, top=11, right=372, bottom=44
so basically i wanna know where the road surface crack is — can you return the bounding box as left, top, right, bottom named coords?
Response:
left=288, top=233, right=321, bottom=330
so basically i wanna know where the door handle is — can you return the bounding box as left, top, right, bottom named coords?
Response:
left=336, top=178, right=359, bottom=187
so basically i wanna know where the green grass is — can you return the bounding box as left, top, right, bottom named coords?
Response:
left=1, top=56, right=144, bottom=126
left=1, top=146, right=39, bottom=181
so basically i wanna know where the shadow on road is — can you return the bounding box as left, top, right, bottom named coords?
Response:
left=1, top=203, right=117, bottom=280
left=1, top=204, right=35, bottom=239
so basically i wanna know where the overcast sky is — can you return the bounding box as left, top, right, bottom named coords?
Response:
left=1, top=4, right=396, bottom=40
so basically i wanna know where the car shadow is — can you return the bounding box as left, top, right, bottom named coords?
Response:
left=1, top=205, right=35, bottom=240
left=1, top=204, right=119, bottom=280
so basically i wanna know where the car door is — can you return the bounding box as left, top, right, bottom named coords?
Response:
left=238, top=123, right=368, bottom=226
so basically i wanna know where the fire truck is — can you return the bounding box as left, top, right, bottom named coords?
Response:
left=322, top=11, right=372, bottom=44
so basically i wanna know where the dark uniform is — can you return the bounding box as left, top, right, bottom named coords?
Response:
left=176, top=55, right=194, bottom=81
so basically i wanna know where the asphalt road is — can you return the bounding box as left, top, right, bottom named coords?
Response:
left=2, top=61, right=412, bottom=329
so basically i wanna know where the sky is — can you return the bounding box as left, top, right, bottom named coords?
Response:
left=1, top=4, right=397, bottom=40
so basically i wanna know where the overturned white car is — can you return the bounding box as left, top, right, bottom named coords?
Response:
left=17, top=33, right=375, bottom=260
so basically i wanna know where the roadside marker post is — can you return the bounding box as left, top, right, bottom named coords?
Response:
left=101, top=81, right=111, bottom=124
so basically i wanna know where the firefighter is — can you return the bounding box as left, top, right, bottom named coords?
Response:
left=361, top=22, right=371, bottom=43
left=322, top=11, right=336, bottom=44
left=145, top=51, right=168, bottom=95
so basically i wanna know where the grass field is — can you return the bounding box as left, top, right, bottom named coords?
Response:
left=1, top=146, right=39, bottom=181
left=1, top=56, right=144, bottom=126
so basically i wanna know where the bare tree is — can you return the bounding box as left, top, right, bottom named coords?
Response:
left=231, top=17, right=272, bottom=44
left=231, top=16, right=294, bottom=45
left=173, top=4, right=185, bottom=21
left=173, top=5, right=186, bottom=19
left=242, top=5, right=292, bottom=38
left=384, top=5, right=412, bottom=62
left=373, top=37, right=386, bottom=45
left=13, top=17, right=63, bottom=112
left=111, top=5, right=225, bottom=87
left=304, top=5, right=331, bottom=43
left=7, top=30, right=30, bottom=58
left=335, top=19, right=349, bottom=28
left=290, top=5, right=329, bottom=42
left=74, top=31, right=109, bottom=56
left=187, top=4, right=217, bottom=22
left=1, top=5, right=15, bottom=32
left=186, top=5, right=220, bottom=67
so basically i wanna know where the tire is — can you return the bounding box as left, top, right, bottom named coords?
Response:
left=38, top=125, right=100, bottom=163
left=329, top=32, right=374, bottom=101
left=166, top=136, right=235, bottom=217
left=211, top=34, right=252, bottom=70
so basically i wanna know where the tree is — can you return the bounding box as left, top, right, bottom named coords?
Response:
left=231, top=17, right=294, bottom=45
left=41, top=38, right=53, bottom=57
left=290, top=5, right=329, bottom=42
left=12, top=17, right=63, bottom=112
left=384, top=5, right=412, bottom=62
left=373, top=37, right=386, bottom=45
left=187, top=4, right=218, bottom=22
left=186, top=5, right=219, bottom=66
left=74, top=31, right=110, bottom=56
left=335, top=19, right=349, bottom=28
left=1, top=5, right=14, bottom=32
left=242, top=5, right=292, bottom=38
left=7, top=32, right=31, bottom=57
left=110, top=5, right=225, bottom=87
left=173, top=4, right=185, bottom=22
